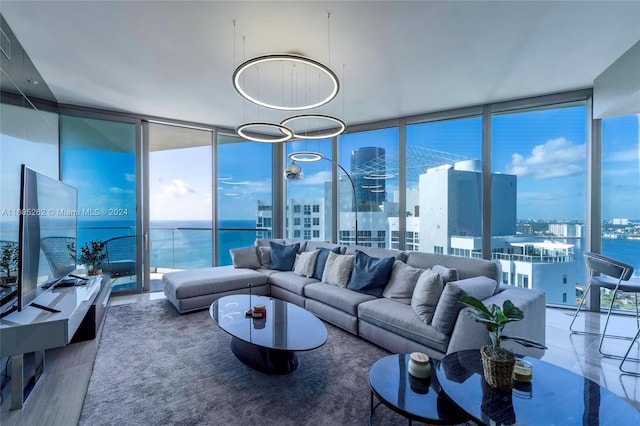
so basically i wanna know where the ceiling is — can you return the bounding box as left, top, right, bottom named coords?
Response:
left=1, top=1, right=639, bottom=130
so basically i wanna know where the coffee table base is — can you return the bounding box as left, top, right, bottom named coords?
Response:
left=230, top=337, right=298, bottom=374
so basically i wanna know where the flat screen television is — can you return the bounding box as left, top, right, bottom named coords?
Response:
left=18, top=165, right=78, bottom=310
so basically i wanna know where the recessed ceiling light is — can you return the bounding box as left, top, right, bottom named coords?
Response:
left=27, top=79, right=39, bottom=85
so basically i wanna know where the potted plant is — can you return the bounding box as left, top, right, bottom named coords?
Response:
left=459, top=296, right=546, bottom=390
left=79, top=240, right=107, bottom=276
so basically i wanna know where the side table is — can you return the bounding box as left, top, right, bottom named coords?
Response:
left=436, top=350, right=640, bottom=425
left=368, top=354, right=469, bottom=425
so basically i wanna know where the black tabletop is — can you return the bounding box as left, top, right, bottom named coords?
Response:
left=436, top=350, right=640, bottom=425
left=369, top=354, right=468, bottom=425
left=210, top=295, right=327, bottom=351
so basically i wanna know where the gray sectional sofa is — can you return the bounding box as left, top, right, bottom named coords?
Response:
left=163, top=239, right=546, bottom=360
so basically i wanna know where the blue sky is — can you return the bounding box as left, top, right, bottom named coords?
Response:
left=145, top=109, right=639, bottom=222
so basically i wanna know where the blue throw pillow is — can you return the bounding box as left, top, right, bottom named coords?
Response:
left=312, top=246, right=342, bottom=280
left=269, top=242, right=300, bottom=271
left=347, top=250, right=395, bottom=297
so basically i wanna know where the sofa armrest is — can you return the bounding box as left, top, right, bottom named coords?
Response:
left=447, top=287, right=546, bottom=358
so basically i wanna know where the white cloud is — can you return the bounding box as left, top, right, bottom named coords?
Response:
left=298, top=170, right=332, bottom=185
left=124, top=173, right=136, bottom=183
left=605, top=145, right=640, bottom=162
left=519, top=191, right=569, bottom=201
left=507, top=137, right=585, bottom=179
left=161, top=179, right=196, bottom=197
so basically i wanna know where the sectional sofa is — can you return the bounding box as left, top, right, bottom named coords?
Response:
left=163, top=239, right=546, bottom=360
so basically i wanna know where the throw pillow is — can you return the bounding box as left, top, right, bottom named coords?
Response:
left=431, top=264, right=459, bottom=284
left=346, top=250, right=395, bottom=297
left=269, top=242, right=300, bottom=271
left=383, top=261, right=425, bottom=304
left=293, top=250, right=320, bottom=278
left=321, top=251, right=355, bottom=287
left=431, top=276, right=498, bottom=335
left=312, top=246, right=342, bottom=280
left=258, top=246, right=271, bottom=268
left=229, top=246, right=261, bottom=269
left=411, top=269, right=444, bottom=324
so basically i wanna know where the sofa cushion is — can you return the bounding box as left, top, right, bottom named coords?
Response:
left=305, top=241, right=345, bottom=254
left=405, top=251, right=501, bottom=283
left=258, top=246, right=271, bottom=268
left=293, top=250, right=320, bottom=278
left=230, top=246, right=261, bottom=269
left=312, top=246, right=342, bottom=280
left=347, top=250, right=395, bottom=297
left=344, top=245, right=406, bottom=262
left=358, top=298, right=449, bottom=354
left=431, top=264, right=459, bottom=284
left=432, top=276, right=498, bottom=335
left=284, top=239, right=307, bottom=253
left=411, top=269, right=444, bottom=324
left=304, top=282, right=377, bottom=316
left=321, top=251, right=355, bottom=287
left=256, top=239, right=284, bottom=247
left=268, top=271, right=318, bottom=296
left=382, top=260, right=425, bottom=304
left=163, top=265, right=268, bottom=299
left=269, top=242, right=300, bottom=271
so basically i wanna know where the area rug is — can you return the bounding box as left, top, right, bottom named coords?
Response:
left=80, top=299, right=466, bottom=425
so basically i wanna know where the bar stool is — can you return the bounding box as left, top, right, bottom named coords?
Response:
left=569, top=252, right=640, bottom=370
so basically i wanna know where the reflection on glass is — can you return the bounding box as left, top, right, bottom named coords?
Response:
left=60, top=115, right=137, bottom=292
left=339, top=128, right=399, bottom=248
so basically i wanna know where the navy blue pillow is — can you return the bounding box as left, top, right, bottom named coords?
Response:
left=347, top=250, right=395, bottom=297
left=312, top=246, right=342, bottom=280
left=269, top=242, right=300, bottom=271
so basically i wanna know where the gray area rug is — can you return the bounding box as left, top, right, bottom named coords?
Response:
left=80, top=299, right=467, bottom=425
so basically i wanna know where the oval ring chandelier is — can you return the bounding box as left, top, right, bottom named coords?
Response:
left=281, top=114, right=346, bottom=139
left=288, top=151, right=324, bottom=162
left=233, top=54, right=340, bottom=111
left=236, top=122, right=293, bottom=143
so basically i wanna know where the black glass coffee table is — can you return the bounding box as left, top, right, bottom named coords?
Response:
left=210, top=295, right=328, bottom=374
left=436, top=350, right=640, bottom=425
left=368, top=354, right=469, bottom=425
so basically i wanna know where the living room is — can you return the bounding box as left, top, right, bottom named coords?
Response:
left=1, top=1, right=640, bottom=425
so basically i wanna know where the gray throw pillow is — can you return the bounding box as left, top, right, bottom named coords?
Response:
left=431, top=276, right=498, bottom=335
left=411, top=269, right=444, bottom=324
left=383, top=261, right=425, bottom=304
left=258, top=246, right=271, bottom=268
left=293, top=250, right=320, bottom=278
left=432, top=264, right=459, bottom=284
left=229, top=246, right=261, bottom=269
left=321, top=251, right=355, bottom=287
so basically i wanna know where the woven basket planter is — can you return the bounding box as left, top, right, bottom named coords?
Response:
left=480, top=346, right=515, bottom=391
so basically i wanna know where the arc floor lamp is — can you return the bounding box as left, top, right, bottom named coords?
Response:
left=285, top=151, right=358, bottom=245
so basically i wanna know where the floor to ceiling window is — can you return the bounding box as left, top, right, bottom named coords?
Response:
left=405, top=116, right=482, bottom=255
left=338, top=127, right=399, bottom=248
left=147, top=123, right=213, bottom=289
left=60, top=114, right=138, bottom=292
left=492, top=103, right=587, bottom=306
left=285, top=139, right=333, bottom=241
left=217, top=133, right=273, bottom=265
left=601, top=113, right=640, bottom=312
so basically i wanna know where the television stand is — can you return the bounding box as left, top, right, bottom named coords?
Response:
left=0, top=274, right=111, bottom=409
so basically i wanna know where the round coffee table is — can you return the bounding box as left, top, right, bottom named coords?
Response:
left=436, top=350, right=640, bottom=425
left=368, top=354, right=469, bottom=425
left=210, top=294, right=327, bottom=374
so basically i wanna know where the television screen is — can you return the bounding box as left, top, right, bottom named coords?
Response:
left=18, top=165, right=78, bottom=310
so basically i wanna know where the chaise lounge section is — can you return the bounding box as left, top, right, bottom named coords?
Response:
left=163, top=239, right=546, bottom=360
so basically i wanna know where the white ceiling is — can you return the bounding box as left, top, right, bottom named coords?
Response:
left=2, top=1, right=639, bottom=130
